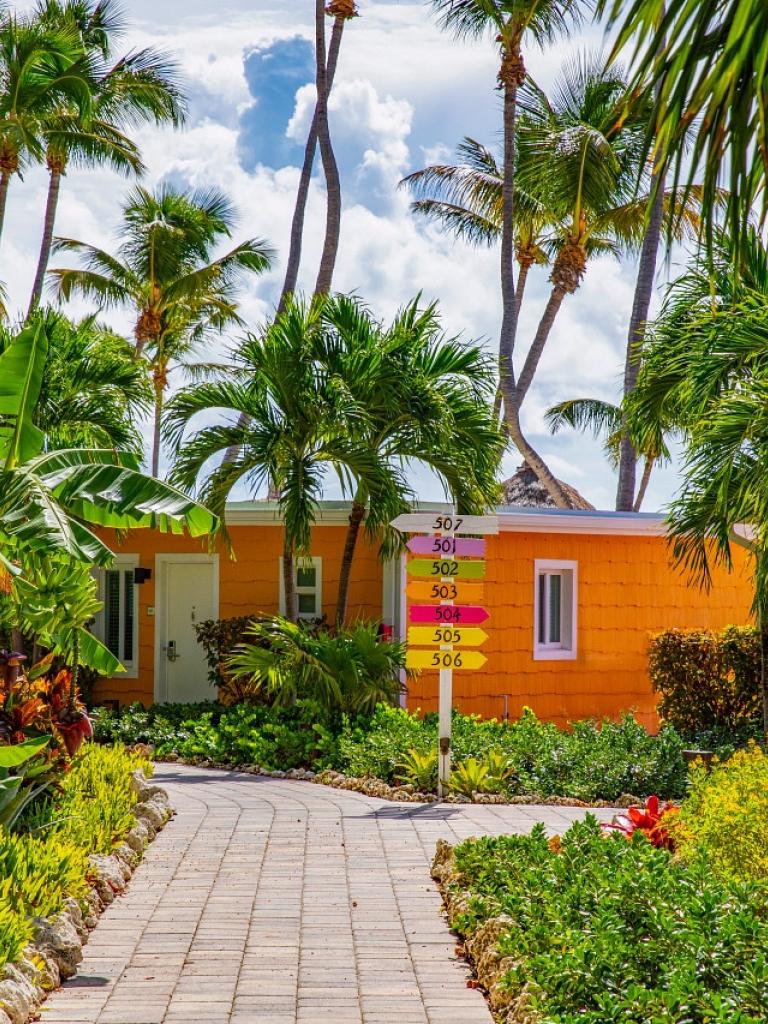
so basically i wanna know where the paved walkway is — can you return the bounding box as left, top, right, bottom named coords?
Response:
left=41, top=765, right=614, bottom=1024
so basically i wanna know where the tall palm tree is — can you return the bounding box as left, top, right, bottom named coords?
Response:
left=28, top=0, right=186, bottom=316
left=600, top=0, right=768, bottom=252
left=545, top=395, right=670, bottom=510
left=324, top=294, right=502, bottom=625
left=0, top=310, right=151, bottom=452
left=281, top=0, right=357, bottom=308
left=164, top=297, right=390, bottom=622
left=313, top=0, right=344, bottom=296
left=48, top=184, right=274, bottom=475
left=429, top=0, right=589, bottom=473
left=0, top=11, right=91, bottom=244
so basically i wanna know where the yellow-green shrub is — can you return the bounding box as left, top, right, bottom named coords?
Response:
left=677, top=744, right=768, bottom=882
left=0, top=830, right=88, bottom=919
left=0, top=896, right=32, bottom=970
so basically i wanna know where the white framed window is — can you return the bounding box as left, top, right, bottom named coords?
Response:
left=279, top=557, right=322, bottom=620
left=534, top=560, right=577, bottom=660
left=93, top=556, right=139, bottom=677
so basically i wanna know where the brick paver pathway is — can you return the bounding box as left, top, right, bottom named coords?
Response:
left=41, top=765, right=614, bottom=1024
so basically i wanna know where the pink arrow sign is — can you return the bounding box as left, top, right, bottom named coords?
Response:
left=406, top=536, right=486, bottom=557
left=409, top=604, right=489, bottom=625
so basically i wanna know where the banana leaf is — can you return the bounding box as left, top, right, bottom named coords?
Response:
left=0, top=736, right=49, bottom=770
left=54, top=628, right=124, bottom=676
left=0, top=322, right=47, bottom=469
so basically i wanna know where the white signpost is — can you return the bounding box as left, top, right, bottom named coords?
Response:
left=392, top=509, right=499, bottom=798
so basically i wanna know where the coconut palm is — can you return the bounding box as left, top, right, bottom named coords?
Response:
left=545, top=395, right=670, bottom=510
left=27, top=0, right=186, bottom=316
left=429, top=0, right=589, bottom=472
left=164, top=296, right=392, bottom=622
left=600, top=0, right=768, bottom=251
left=0, top=311, right=151, bottom=452
left=48, top=184, right=274, bottom=475
left=0, top=11, right=92, bottom=244
left=323, top=294, right=502, bottom=625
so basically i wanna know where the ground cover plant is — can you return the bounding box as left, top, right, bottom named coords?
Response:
left=443, top=818, right=768, bottom=1023
left=0, top=743, right=151, bottom=971
left=95, top=700, right=689, bottom=803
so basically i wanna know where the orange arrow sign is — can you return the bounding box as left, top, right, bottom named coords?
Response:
left=406, top=580, right=485, bottom=603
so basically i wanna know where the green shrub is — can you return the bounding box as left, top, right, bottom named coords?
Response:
left=0, top=896, right=32, bottom=970
left=92, top=701, right=223, bottom=746
left=193, top=615, right=268, bottom=691
left=649, top=626, right=761, bottom=741
left=677, top=743, right=768, bottom=884
left=449, top=819, right=768, bottom=1022
left=0, top=830, right=88, bottom=918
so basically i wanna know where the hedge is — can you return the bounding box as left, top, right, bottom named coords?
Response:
left=648, top=625, right=761, bottom=740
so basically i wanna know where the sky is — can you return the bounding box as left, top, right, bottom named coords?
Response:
left=4, top=0, right=688, bottom=511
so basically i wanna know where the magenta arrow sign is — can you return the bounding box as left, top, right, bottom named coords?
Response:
left=406, top=536, right=486, bottom=557
left=409, top=604, right=489, bottom=625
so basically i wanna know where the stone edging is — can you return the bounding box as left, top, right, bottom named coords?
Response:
left=0, top=772, right=173, bottom=1024
left=431, top=839, right=522, bottom=1022
left=158, top=755, right=641, bottom=807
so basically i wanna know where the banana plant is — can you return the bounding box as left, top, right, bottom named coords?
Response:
left=0, top=736, right=52, bottom=830
left=0, top=320, right=218, bottom=577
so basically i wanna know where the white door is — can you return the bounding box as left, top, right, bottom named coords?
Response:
left=159, top=559, right=217, bottom=704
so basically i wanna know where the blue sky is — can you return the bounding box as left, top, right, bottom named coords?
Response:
left=5, top=0, right=685, bottom=510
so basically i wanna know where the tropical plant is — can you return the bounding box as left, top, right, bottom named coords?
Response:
left=602, top=794, right=679, bottom=849
left=0, top=9, right=92, bottom=243
left=0, top=311, right=150, bottom=453
left=49, top=184, right=274, bottom=474
left=545, top=395, right=670, bottom=510
left=165, top=295, right=391, bottom=620
left=429, top=0, right=588, bottom=497
left=227, top=617, right=404, bottom=717
left=601, top=0, right=768, bottom=252
left=322, top=294, right=501, bottom=625
left=0, top=736, right=53, bottom=830
left=28, top=0, right=186, bottom=314
left=395, top=747, right=438, bottom=790
left=448, top=756, right=497, bottom=797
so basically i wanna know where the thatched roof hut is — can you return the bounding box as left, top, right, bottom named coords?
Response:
left=501, top=462, right=594, bottom=510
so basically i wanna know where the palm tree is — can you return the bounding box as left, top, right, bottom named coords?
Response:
left=48, top=184, right=274, bottom=475
left=1, top=310, right=151, bottom=452
left=323, top=294, right=502, bottom=625
left=282, top=0, right=357, bottom=307
left=28, top=0, right=186, bottom=316
left=164, top=296, right=390, bottom=622
left=600, top=0, right=768, bottom=251
left=0, top=11, right=92, bottom=244
left=545, top=395, right=670, bottom=510
left=428, top=0, right=588, bottom=474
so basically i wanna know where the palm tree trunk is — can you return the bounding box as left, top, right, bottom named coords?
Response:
left=498, top=70, right=522, bottom=426
left=280, top=15, right=346, bottom=312
left=514, top=285, right=567, bottom=405
left=616, top=178, right=666, bottom=511
left=492, top=260, right=534, bottom=422
left=28, top=167, right=62, bottom=318
left=506, top=405, right=572, bottom=509
left=0, top=171, right=12, bottom=245
left=313, top=0, right=343, bottom=297
left=633, top=456, right=655, bottom=512
left=283, top=540, right=298, bottom=623
left=151, top=373, right=165, bottom=477
left=336, top=498, right=365, bottom=628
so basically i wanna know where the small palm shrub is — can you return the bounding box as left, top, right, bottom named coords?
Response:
left=227, top=617, right=404, bottom=716
left=396, top=749, right=438, bottom=790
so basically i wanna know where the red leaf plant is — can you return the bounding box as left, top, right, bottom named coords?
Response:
left=602, top=795, right=680, bottom=851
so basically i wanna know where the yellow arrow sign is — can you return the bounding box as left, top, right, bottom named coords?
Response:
left=406, top=649, right=487, bottom=671
left=406, top=580, right=485, bottom=603
left=408, top=626, right=489, bottom=647
left=407, top=558, right=485, bottom=580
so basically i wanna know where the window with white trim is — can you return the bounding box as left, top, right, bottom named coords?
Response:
left=279, top=558, right=322, bottom=620
left=93, top=556, right=139, bottom=676
left=534, top=560, right=577, bottom=660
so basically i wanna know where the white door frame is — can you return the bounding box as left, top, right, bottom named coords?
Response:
left=154, top=553, right=219, bottom=703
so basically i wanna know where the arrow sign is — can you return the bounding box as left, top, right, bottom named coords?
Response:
left=406, top=580, right=484, bottom=603
left=391, top=513, right=499, bottom=535
left=408, top=626, right=489, bottom=647
left=407, top=558, right=485, bottom=580
left=409, top=604, right=489, bottom=625
left=406, top=649, right=487, bottom=671
left=407, top=536, right=486, bottom=557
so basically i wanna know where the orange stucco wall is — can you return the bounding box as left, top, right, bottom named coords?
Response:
left=92, top=523, right=384, bottom=707
left=404, top=531, right=754, bottom=728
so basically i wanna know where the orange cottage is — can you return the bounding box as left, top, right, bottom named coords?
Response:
left=92, top=502, right=754, bottom=728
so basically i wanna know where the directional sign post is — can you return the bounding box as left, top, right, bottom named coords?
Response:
left=392, top=508, right=497, bottom=799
